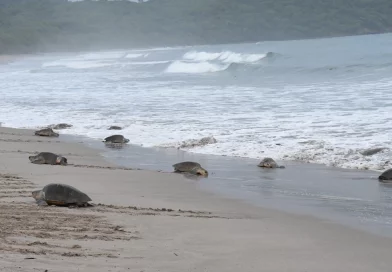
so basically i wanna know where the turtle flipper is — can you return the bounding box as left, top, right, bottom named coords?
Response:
left=36, top=200, right=48, bottom=206
left=68, top=202, right=92, bottom=208
left=31, top=158, right=46, bottom=164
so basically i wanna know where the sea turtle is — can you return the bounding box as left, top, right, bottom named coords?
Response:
left=29, top=152, right=68, bottom=165
left=34, top=128, right=59, bottom=137
left=49, top=123, right=73, bottom=130
left=172, top=161, right=208, bottom=176
left=108, top=126, right=122, bottom=130
left=32, top=183, right=92, bottom=207
left=360, top=147, right=387, bottom=156
left=257, top=157, right=285, bottom=169
left=103, top=134, right=129, bottom=144
left=379, top=168, right=392, bottom=182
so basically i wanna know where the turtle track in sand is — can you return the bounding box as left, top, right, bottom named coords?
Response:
left=0, top=173, right=138, bottom=259
left=0, top=149, right=139, bottom=170
left=0, top=172, right=227, bottom=260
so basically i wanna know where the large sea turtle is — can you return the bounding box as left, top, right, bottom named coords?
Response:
left=103, top=134, right=129, bottom=144
left=379, top=168, right=392, bottom=182
left=29, top=152, right=68, bottom=165
left=34, top=128, right=59, bottom=137
left=360, top=147, right=387, bottom=156
left=172, top=161, right=208, bottom=177
left=49, top=123, right=73, bottom=130
left=32, top=183, right=92, bottom=207
left=257, top=157, right=285, bottom=169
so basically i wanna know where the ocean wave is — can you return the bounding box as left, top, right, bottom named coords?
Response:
left=282, top=142, right=391, bottom=171
left=129, top=60, right=171, bottom=65
left=165, top=60, right=230, bottom=74
left=186, top=139, right=392, bottom=172
left=306, top=61, right=392, bottom=74
left=124, top=53, right=149, bottom=59
left=41, top=52, right=149, bottom=70
left=78, top=51, right=126, bottom=60
left=2, top=45, right=392, bottom=173
left=164, top=50, right=276, bottom=74
left=42, top=59, right=113, bottom=69
left=183, top=50, right=271, bottom=64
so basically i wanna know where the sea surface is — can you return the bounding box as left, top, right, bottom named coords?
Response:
left=1, top=33, right=392, bottom=171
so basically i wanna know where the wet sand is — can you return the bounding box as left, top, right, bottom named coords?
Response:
left=1, top=127, right=392, bottom=272
left=75, top=137, right=392, bottom=237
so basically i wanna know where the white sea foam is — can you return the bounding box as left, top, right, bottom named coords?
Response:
left=42, top=59, right=113, bottom=69
left=183, top=50, right=267, bottom=63
left=129, top=60, right=171, bottom=65
left=124, top=53, right=149, bottom=59
left=165, top=60, right=229, bottom=74
left=41, top=51, right=149, bottom=70
left=158, top=136, right=218, bottom=149
left=164, top=50, right=268, bottom=74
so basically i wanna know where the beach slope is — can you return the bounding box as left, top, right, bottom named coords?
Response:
left=0, top=127, right=392, bottom=272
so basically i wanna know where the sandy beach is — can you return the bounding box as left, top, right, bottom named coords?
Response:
left=0, top=127, right=392, bottom=272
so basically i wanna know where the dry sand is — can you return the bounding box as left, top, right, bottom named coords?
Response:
left=0, top=127, right=392, bottom=272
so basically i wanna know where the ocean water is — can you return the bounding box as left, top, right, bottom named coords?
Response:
left=1, top=33, right=392, bottom=171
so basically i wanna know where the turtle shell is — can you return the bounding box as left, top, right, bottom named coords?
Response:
left=42, top=183, right=92, bottom=205
left=173, top=161, right=201, bottom=172
left=35, top=128, right=59, bottom=137
left=104, top=135, right=128, bottom=143
left=379, top=168, right=392, bottom=181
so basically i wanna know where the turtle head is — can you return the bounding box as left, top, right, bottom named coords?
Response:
left=258, top=157, right=278, bottom=168
left=56, top=156, right=68, bottom=166
left=124, top=138, right=130, bottom=143
left=28, top=155, right=36, bottom=162
left=191, top=166, right=208, bottom=177
left=260, top=162, right=274, bottom=168
left=32, top=190, right=44, bottom=200
left=47, top=128, right=59, bottom=137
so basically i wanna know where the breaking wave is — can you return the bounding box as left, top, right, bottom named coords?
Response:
left=183, top=50, right=271, bottom=63
left=165, top=50, right=274, bottom=74
left=42, top=60, right=113, bottom=69
left=124, top=53, right=149, bottom=59
left=41, top=52, right=149, bottom=70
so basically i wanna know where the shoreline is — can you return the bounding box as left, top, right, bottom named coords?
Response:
left=5, top=123, right=387, bottom=174
left=0, top=54, right=29, bottom=65
left=1, top=127, right=392, bottom=271
left=59, top=126, right=392, bottom=173
left=64, top=132, right=392, bottom=238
